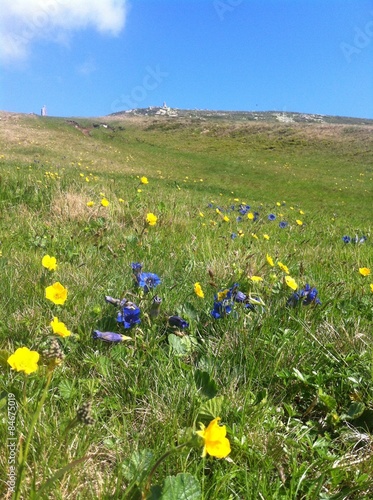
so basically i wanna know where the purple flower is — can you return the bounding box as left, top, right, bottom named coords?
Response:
left=268, top=214, right=276, bottom=221
left=136, top=272, right=161, bottom=292
left=279, top=221, right=288, bottom=228
left=117, top=301, right=141, bottom=328
left=92, top=330, right=128, bottom=343
left=168, top=316, right=189, bottom=329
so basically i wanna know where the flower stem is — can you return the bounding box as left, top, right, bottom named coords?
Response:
left=14, top=370, right=53, bottom=500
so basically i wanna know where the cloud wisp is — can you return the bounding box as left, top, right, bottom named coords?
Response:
left=0, top=0, right=127, bottom=63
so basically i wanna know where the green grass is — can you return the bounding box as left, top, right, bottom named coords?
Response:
left=0, top=111, right=372, bottom=499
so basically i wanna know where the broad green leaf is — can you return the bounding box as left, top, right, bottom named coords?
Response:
left=347, top=402, right=366, bottom=419
left=121, top=449, right=154, bottom=483
left=168, top=334, right=192, bottom=356
left=161, top=473, right=201, bottom=500
left=318, top=388, right=337, bottom=411
left=197, top=396, right=224, bottom=422
left=58, top=379, right=77, bottom=400
left=194, top=369, right=218, bottom=399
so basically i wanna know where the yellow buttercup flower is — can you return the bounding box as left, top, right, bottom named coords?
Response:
left=277, top=261, right=290, bottom=274
left=87, top=201, right=94, bottom=207
left=42, top=255, right=57, bottom=271
left=263, top=234, right=270, bottom=240
left=7, top=347, right=40, bottom=375
left=370, top=284, right=373, bottom=292
left=247, top=212, right=254, bottom=220
left=223, top=215, right=230, bottom=222
left=250, top=276, right=263, bottom=282
left=266, top=254, right=274, bottom=267
left=146, top=213, right=157, bottom=226
left=50, top=317, right=71, bottom=338
left=285, top=275, right=298, bottom=290
left=140, top=176, right=149, bottom=184
left=296, top=220, right=303, bottom=226
left=359, top=267, right=371, bottom=276
left=194, top=282, right=205, bottom=298
left=196, top=417, right=231, bottom=458
left=45, top=282, right=68, bottom=305
left=118, top=198, right=124, bottom=203
left=101, top=198, right=109, bottom=207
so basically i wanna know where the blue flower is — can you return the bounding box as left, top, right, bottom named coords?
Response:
left=168, top=316, right=189, bottom=329
left=239, top=204, right=250, bottom=215
left=131, top=262, right=143, bottom=273
left=342, top=236, right=351, bottom=243
left=211, top=286, right=235, bottom=319
left=231, top=233, right=237, bottom=239
left=236, top=216, right=242, bottom=222
left=287, top=284, right=321, bottom=307
left=92, top=330, right=129, bottom=343
left=136, top=272, right=161, bottom=292
left=117, top=301, right=141, bottom=328
left=279, top=221, right=288, bottom=228
left=268, top=214, right=276, bottom=221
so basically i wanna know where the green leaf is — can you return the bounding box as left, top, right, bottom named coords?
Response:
left=122, top=449, right=154, bottom=484
left=253, top=388, right=268, bottom=406
left=318, top=388, right=337, bottom=411
left=58, top=379, right=77, bottom=400
left=160, top=473, right=201, bottom=500
left=197, top=396, right=224, bottom=422
left=347, top=402, right=366, bottom=420
left=168, top=334, right=192, bottom=356
left=194, top=370, right=218, bottom=399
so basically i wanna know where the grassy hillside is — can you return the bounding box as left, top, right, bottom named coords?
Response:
left=0, top=111, right=372, bottom=499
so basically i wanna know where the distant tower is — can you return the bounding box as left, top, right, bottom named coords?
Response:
left=41, top=105, right=47, bottom=116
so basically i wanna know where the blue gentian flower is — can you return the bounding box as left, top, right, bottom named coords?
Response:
left=136, top=272, right=161, bottom=292
left=131, top=262, right=143, bottom=273
left=287, top=284, right=321, bottom=307
left=279, top=221, right=288, bottom=228
left=168, top=316, right=189, bottom=329
left=211, top=286, right=234, bottom=319
left=236, top=216, right=242, bottom=222
left=92, top=330, right=129, bottom=343
left=117, top=301, right=141, bottom=328
left=268, top=214, right=276, bottom=221
left=342, top=236, right=351, bottom=243
left=231, top=233, right=237, bottom=239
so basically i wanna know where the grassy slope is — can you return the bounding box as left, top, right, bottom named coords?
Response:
left=0, top=111, right=372, bottom=499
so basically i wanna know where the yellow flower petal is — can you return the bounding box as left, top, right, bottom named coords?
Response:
left=146, top=213, right=157, bottom=226
left=194, top=282, right=205, bottom=298
left=359, top=267, right=371, bottom=276
left=42, top=255, right=57, bottom=271
left=45, top=282, right=68, bottom=305
left=7, top=347, right=40, bottom=375
left=197, top=417, right=231, bottom=459
left=285, top=275, right=298, bottom=290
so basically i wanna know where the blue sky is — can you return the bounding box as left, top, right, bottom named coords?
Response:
left=1, top=0, right=372, bottom=118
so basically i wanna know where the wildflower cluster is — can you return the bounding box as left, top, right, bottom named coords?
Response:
left=287, top=284, right=321, bottom=307
left=342, top=234, right=367, bottom=244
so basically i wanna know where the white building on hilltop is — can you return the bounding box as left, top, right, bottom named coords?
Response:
left=41, top=105, right=47, bottom=116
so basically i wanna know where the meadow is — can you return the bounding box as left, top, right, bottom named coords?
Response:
left=0, top=110, right=372, bottom=499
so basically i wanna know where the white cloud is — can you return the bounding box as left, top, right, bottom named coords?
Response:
left=0, top=0, right=127, bottom=63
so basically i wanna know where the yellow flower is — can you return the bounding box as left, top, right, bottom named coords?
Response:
left=42, top=255, right=57, bottom=271
left=277, top=261, right=289, bottom=274
left=266, top=254, right=274, bottom=267
left=217, top=289, right=229, bottom=301
left=118, top=198, right=124, bottom=203
left=146, top=213, right=157, bottom=226
left=285, top=275, right=298, bottom=290
left=223, top=215, right=230, bottom=222
left=140, top=176, right=149, bottom=184
left=299, top=210, right=305, bottom=215
left=101, top=198, right=109, bottom=207
left=359, top=267, right=371, bottom=276
left=45, top=282, right=68, bottom=305
left=296, top=220, right=303, bottom=226
left=250, top=276, right=263, bottom=282
left=199, top=212, right=204, bottom=217
left=247, top=212, right=254, bottom=220
left=7, top=347, right=40, bottom=375
left=50, top=317, right=71, bottom=338
left=87, top=201, right=94, bottom=207
left=238, top=229, right=244, bottom=237
left=370, top=284, right=373, bottom=292
left=194, top=282, right=205, bottom=298
left=196, top=417, right=231, bottom=458
left=263, top=234, right=270, bottom=240
left=251, top=233, right=258, bottom=240
left=276, top=202, right=281, bottom=206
